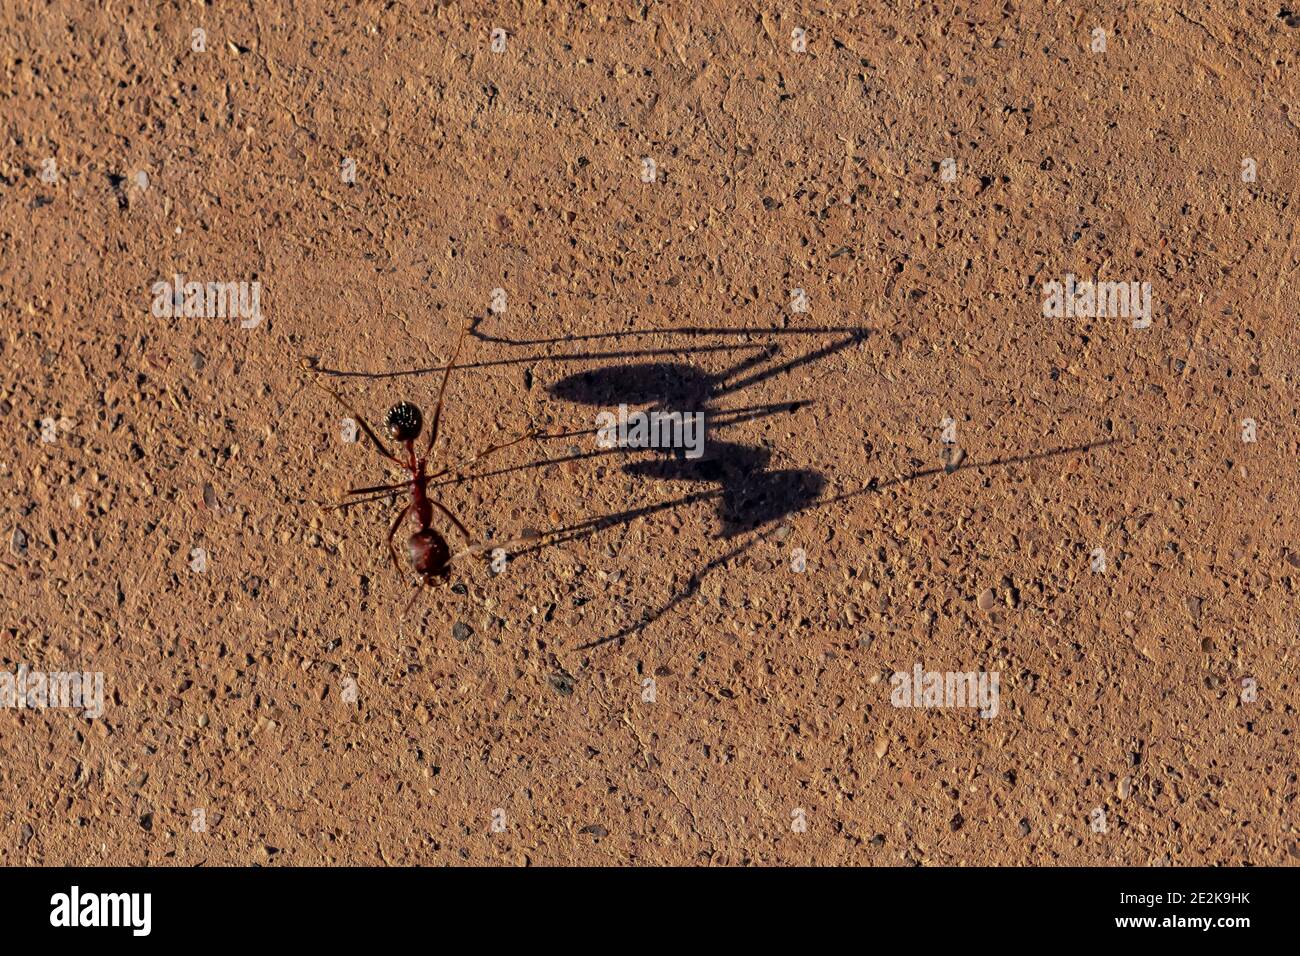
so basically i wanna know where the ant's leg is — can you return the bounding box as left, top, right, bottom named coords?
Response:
left=448, top=527, right=546, bottom=565
left=428, top=429, right=554, bottom=481
left=448, top=490, right=717, bottom=566
left=319, top=490, right=399, bottom=511
left=385, top=503, right=412, bottom=575
left=424, top=323, right=471, bottom=462
left=309, top=378, right=400, bottom=465
left=400, top=580, right=428, bottom=619
left=432, top=500, right=472, bottom=544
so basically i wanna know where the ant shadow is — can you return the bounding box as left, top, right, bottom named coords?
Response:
left=472, top=319, right=1113, bottom=651
left=469, top=313, right=872, bottom=536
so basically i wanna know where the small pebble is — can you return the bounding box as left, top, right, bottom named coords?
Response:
left=548, top=672, right=574, bottom=696
left=977, top=588, right=996, bottom=611
left=452, top=622, right=472, bottom=641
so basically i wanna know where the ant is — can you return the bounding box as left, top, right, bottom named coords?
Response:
left=309, top=324, right=544, bottom=608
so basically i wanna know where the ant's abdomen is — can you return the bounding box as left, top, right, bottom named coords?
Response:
left=407, top=529, right=450, bottom=577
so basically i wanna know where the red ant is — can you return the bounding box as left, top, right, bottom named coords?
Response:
left=309, top=324, right=544, bottom=607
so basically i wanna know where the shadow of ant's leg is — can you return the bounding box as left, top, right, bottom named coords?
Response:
left=309, top=377, right=400, bottom=465
left=386, top=503, right=412, bottom=575
left=348, top=480, right=411, bottom=496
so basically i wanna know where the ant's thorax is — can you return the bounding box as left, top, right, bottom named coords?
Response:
left=401, top=441, right=425, bottom=477
left=403, top=442, right=435, bottom=495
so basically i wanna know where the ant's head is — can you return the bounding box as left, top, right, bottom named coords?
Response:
left=385, top=402, right=423, bottom=443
